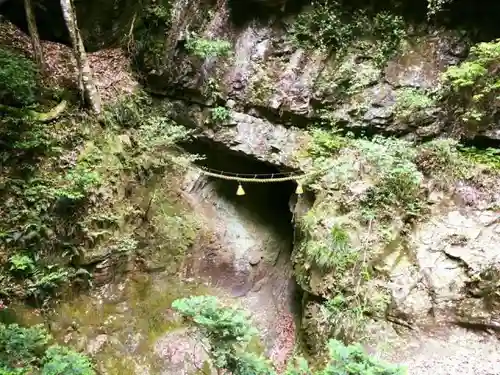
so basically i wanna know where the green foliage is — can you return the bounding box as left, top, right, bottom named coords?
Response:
left=0, top=48, right=38, bottom=106
left=324, top=293, right=382, bottom=342
left=441, top=39, right=500, bottom=131
left=426, top=0, right=453, bottom=17
left=42, top=346, right=95, bottom=375
left=303, top=223, right=356, bottom=270
left=143, top=1, right=171, bottom=27
left=290, top=0, right=406, bottom=65
left=286, top=339, right=405, bottom=374
left=460, top=147, right=500, bottom=170
left=210, top=106, right=231, bottom=123
left=299, top=211, right=389, bottom=342
left=56, top=166, right=101, bottom=201
left=26, top=268, right=70, bottom=300
left=131, top=0, right=172, bottom=73
left=175, top=296, right=404, bottom=374
left=291, top=0, right=355, bottom=51
left=0, top=324, right=94, bottom=375
left=307, top=133, right=425, bottom=220
left=338, top=136, right=422, bottom=220
left=135, top=114, right=192, bottom=168
left=185, top=35, right=232, bottom=59
left=9, top=255, right=35, bottom=274
left=394, top=88, right=435, bottom=122
left=307, top=129, right=351, bottom=158
left=323, top=339, right=405, bottom=374
left=102, top=93, right=152, bottom=128
left=172, top=296, right=274, bottom=375
left=1, top=92, right=194, bottom=302
left=298, top=134, right=429, bottom=344
left=316, top=58, right=381, bottom=100
left=0, top=323, right=49, bottom=368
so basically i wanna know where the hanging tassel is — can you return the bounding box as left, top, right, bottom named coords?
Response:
left=295, top=181, right=304, bottom=195
left=236, top=183, right=245, bottom=196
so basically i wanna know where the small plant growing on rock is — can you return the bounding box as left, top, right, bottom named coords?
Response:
left=210, top=106, right=231, bottom=124
left=394, top=87, right=435, bottom=122
left=185, top=35, right=232, bottom=59
left=440, top=39, right=500, bottom=133
left=307, top=128, right=350, bottom=158
left=415, top=138, right=467, bottom=185
left=460, top=146, right=500, bottom=171
left=303, top=222, right=357, bottom=271
left=356, top=136, right=423, bottom=220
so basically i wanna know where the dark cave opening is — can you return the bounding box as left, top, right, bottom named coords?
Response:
left=182, top=138, right=298, bottom=230
left=182, top=138, right=305, bottom=318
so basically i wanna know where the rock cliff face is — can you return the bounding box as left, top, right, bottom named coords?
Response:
left=138, top=3, right=477, bottom=144
left=133, top=0, right=500, bottom=351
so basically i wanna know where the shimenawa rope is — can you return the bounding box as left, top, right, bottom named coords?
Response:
left=175, top=159, right=332, bottom=196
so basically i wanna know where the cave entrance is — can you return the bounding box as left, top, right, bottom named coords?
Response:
left=183, top=139, right=298, bottom=237
left=182, top=139, right=304, bottom=341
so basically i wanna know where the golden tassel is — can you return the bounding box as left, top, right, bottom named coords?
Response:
left=295, top=181, right=303, bottom=195
left=236, top=183, right=245, bottom=196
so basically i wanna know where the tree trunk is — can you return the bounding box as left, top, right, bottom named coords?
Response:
left=59, top=0, right=101, bottom=114
left=24, top=0, right=46, bottom=73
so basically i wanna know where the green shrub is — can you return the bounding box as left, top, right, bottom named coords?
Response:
left=285, top=339, right=405, bottom=374
left=416, top=139, right=467, bottom=183
left=322, top=339, right=405, bottom=374
left=172, top=296, right=273, bottom=375
left=210, top=106, right=231, bottom=123
left=307, top=128, right=350, bottom=158
left=291, top=0, right=356, bottom=51
left=0, top=324, right=95, bottom=375
left=303, top=223, right=357, bottom=270
left=42, top=346, right=95, bottom=375
left=174, top=296, right=404, bottom=375
left=56, top=166, right=101, bottom=201
left=102, top=93, right=152, bottom=128
left=0, top=48, right=38, bottom=106
left=0, top=324, right=50, bottom=368
left=9, top=254, right=35, bottom=274
left=460, top=146, right=500, bottom=170
left=355, top=136, right=423, bottom=219
left=441, top=39, right=500, bottom=132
